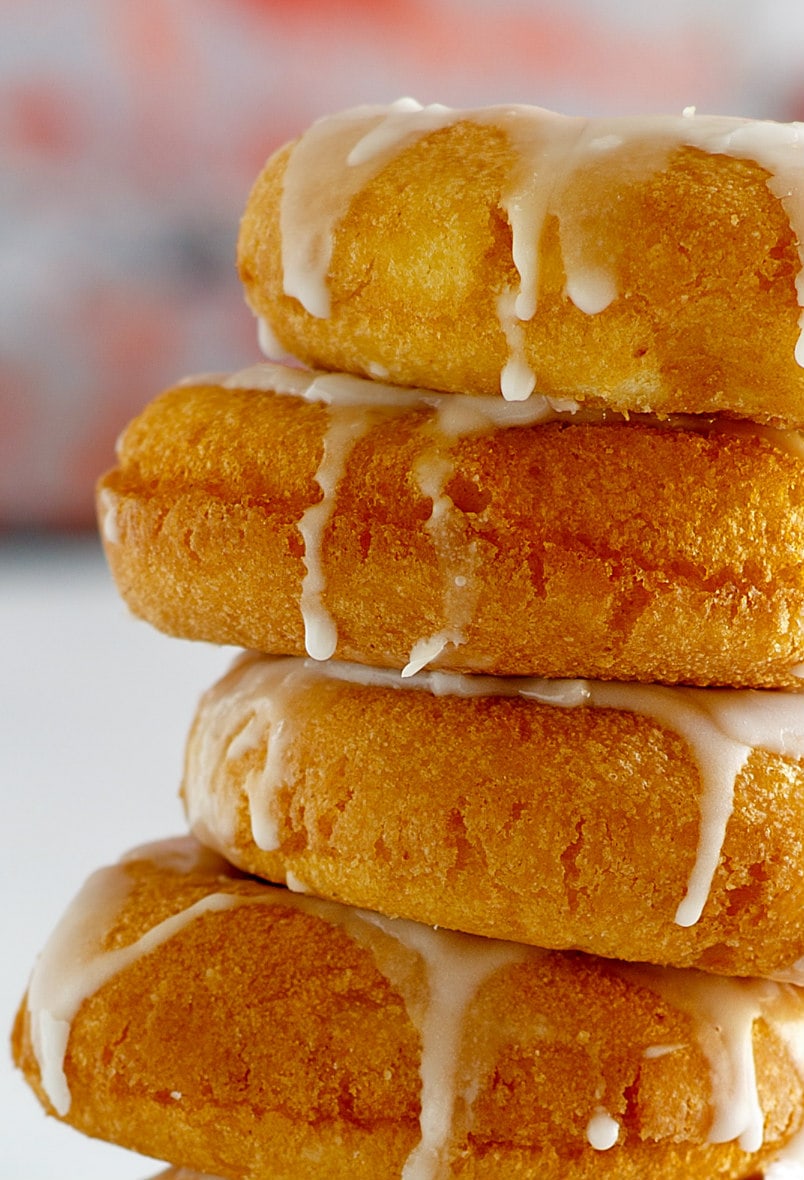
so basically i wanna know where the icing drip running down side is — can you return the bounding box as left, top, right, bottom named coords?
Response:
left=296, top=406, right=375, bottom=660
left=616, top=962, right=772, bottom=1152
left=24, top=838, right=804, bottom=1176
left=278, top=99, right=804, bottom=395
left=222, top=362, right=574, bottom=670
left=359, top=910, right=527, bottom=1180
left=183, top=654, right=804, bottom=934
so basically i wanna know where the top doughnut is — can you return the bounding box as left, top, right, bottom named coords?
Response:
left=239, top=99, right=804, bottom=425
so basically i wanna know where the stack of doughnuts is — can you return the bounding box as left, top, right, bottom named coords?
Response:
left=14, top=100, right=804, bottom=1179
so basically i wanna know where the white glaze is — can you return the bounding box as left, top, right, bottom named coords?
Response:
left=583, top=683, right=752, bottom=929
left=616, top=961, right=782, bottom=1153
left=402, top=412, right=480, bottom=675
left=219, top=360, right=804, bottom=450
left=256, top=315, right=295, bottom=364
left=643, top=1042, right=685, bottom=1059
left=97, top=486, right=120, bottom=545
left=183, top=657, right=314, bottom=853
left=277, top=100, right=804, bottom=393
left=298, top=406, right=375, bottom=660
left=221, top=359, right=576, bottom=421
left=284, top=869, right=309, bottom=894
left=360, top=910, right=527, bottom=1180
left=497, top=287, right=537, bottom=401
left=26, top=837, right=523, bottom=1177
left=223, top=361, right=576, bottom=670
left=26, top=838, right=235, bottom=1116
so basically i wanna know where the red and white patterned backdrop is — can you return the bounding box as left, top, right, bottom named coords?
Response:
left=3, top=0, right=804, bottom=529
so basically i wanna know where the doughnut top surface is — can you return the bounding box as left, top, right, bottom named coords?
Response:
left=239, top=99, right=804, bottom=424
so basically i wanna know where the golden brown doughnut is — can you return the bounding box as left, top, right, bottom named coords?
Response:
left=97, top=363, right=804, bottom=688
left=12, top=838, right=804, bottom=1179
left=181, top=652, right=804, bottom=980
left=238, top=102, right=804, bottom=425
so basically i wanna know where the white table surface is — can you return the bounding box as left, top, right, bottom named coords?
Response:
left=1, top=536, right=234, bottom=1178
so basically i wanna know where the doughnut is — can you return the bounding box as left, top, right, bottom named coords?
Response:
left=181, top=652, right=804, bottom=980
left=97, top=362, right=804, bottom=688
left=238, top=100, right=804, bottom=425
left=12, top=837, right=804, bottom=1179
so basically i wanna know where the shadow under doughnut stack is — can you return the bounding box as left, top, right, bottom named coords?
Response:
left=14, top=100, right=804, bottom=1179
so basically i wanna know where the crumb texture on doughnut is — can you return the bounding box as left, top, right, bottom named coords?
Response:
left=98, top=374, right=804, bottom=687
left=181, top=653, right=804, bottom=979
left=12, top=839, right=804, bottom=1180
left=238, top=107, right=804, bottom=424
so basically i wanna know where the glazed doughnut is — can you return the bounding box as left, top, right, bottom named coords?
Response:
left=12, top=837, right=804, bottom=1179
left=181, top=652, right=804, bottom=980
left=238, top=100, right=804, bottom=425
left=97, top=362, right=804, bottom=688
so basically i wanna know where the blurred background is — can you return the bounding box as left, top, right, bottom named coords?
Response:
left=4, top=3, right=804, bottom=1177
left=3, top=0, right=804, bottom=531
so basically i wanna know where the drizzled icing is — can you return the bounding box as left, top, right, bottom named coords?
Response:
left=616, top=962, right=782, bottom=1153
left=26, top=837, right=526, bottom=1173
left=183, top=654, right=804, bottom=936
left=25, top=839, right=804, bottom=1174
left=222, top=362, right=570, bottom=669
left=214, top=361, right=804, bottom=674
left=184, top=657, right=313, bottom=852
left=25, top=838, right=234, bottom=1117
left=297, top=406, right=374, bottom=659
left=359, top=910, right=526, bottom=1180
left=278, top=99, right=804, bottom=393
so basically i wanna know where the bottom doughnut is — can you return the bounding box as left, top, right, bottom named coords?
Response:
left=12, top=838, right=804, bottom=1180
